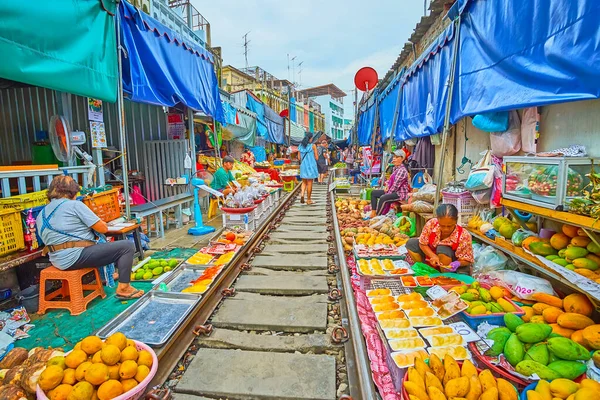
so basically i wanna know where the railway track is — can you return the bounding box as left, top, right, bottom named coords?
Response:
left=149, top=184, right=377, bottom=400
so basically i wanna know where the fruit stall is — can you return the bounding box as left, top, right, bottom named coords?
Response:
left=332, top=183, right=600, bottom=400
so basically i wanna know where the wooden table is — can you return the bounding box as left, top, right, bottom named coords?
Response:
left=0, top=248, right=43, bottom=272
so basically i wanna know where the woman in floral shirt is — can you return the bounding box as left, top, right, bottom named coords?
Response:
left=370, top=150, right=409, bottom=217
left=240, top=148, right=255, bottom=168
left=406, top=204, right=474, bottom=271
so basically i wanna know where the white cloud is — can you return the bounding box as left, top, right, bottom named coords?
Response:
left=192, top=0, right=424, bottom=117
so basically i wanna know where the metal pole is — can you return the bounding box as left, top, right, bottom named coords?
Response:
left=188, top=109, right=197, bottom=177
left=368, top=88, right=378, bottom=186
left=353, top=89, right=358, bottom=145
left=330, top=190, right=378, bottom=399
left=380, top=77, right=405, bottom=189
left=213, top=121, right=221, bottom=160
left=434, top=17, right=461, bottom=209
left=116, top=7, right=131, bottom=218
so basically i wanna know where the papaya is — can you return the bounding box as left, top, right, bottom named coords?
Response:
left=542, top=307, right=564, bottom=324
left=553, top=259, right=569, bottom=267
left=523, top=236, right=543, bottom=251
left=504, top=334, right=525, bottom=367
left=533, top=303, right=552, bottom=315
left=581, top=324, right=600, bottom=350
left=586, top=253, right=600, bottom=265
left=531, top=293, right=563, bottom=309
left=547, top=337, right=591, bottom=361
left=571, top=236, right=592, bottom=248
left=572, top=257, right=599, bottom=270
left=570, top=330, right=588, bottom=348
left=562, top=225, right=579, bottom=238
left=573, top=268, right=598, bottom=279
left=564, top=247, right=589, bottom=260
left=516, top=323, right=552, bottom=343
left=556, top=313, right=595, bottom=330
left=587, top=242, right=600, bottom=254
left=547, top=360, right=587, bottom=380
left=530, top=315, right=546, bottom=324
left=550, top=324, right=575, bottom=338
left=521, top=306, right=535, bottom=322
left=529, top=242, right=558, bottom=256
left=550, top=233, right=570, bottom=250
left=504, top=313, right=524, bottom=332
left=524, top=343, right=550, bottom=365
left=515, top=360, right=562, bottom=380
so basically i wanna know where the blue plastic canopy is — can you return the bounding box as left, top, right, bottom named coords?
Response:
left=395, top=24, right=455, bottom=141
left=290, top=98, right=297, bottom=123
left=119, top=2, right=224, bottom=122
left=264, top=106, right=285, bottom=144
left=357, top=101, right=376, bottom=146
left=377, top=73, right=402, bottom=143
left=245, top=93, right=268, bottom=138
left=451, top=0, right=600, bottom=121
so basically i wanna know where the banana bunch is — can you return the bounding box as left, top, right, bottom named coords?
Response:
left=467, top=215, right=485, bottom=230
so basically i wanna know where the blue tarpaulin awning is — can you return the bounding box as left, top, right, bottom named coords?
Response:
left=357, top=98, right=376, bottom=146
left=245, top=93, right=268, bottom=138
left=451, top=0, right=600, bottom=121
left=119, top=2, right=224, bottom=122
left=396, top=23, right=455, bottom=141
left=377, top=72, right=403, bottom=143
left=264, top=105, right=285, bottom=144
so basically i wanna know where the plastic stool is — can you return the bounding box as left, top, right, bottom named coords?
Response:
left=38, top=267, right=106, bottom=316
left=283, top=180, right=295, bottom=192
left=208, top=197, right=219, bottom=219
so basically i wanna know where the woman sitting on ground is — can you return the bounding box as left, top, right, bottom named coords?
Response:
left=37, top=176, right=142, bottom=300
left=405, top=203, right=474, bottom=272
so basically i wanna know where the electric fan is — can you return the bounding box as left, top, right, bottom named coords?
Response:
left=49, top=115, right=94, bottom=164
left=188, top=171, right=221, bottom=236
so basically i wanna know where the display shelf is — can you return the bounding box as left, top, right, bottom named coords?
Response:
left=466, top=227, right=600, bottom=303
left=0, top=248, right=43, bottom=272
left=501, top=198, right=600, bottom=231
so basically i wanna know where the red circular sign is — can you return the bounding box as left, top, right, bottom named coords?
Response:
left=354, top=67, right=379, bottom=91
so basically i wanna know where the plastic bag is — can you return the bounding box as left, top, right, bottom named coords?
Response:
left=472, top=111, right=509, bottom=132
left=394, top=215, right=416, bottom=237
left=465, top=151, right=494, bottom=191
left=402, top=200, right=434, bottom=214
left=490, top=110, right=521, bottom=157
left=369, top=215, right=393, bottom=229
left=471, top=188, right=492, bottom=205
left=478, top=270, right=556, bottom=300
left=521, top=107, right=538, bottom=153
left=472, top=246, right=508, bottom=276
left=411, top=183, right=437, bottom=203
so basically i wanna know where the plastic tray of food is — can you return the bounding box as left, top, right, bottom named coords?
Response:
left=425, top=333, right=465, bottom=347
left=186, top=252, right=215, bottom=265
left=158, top=264, right=216, bottom=294
left=398, top=300, right=429, bottom=310
left=376, top=310, right=407, bottom=321
left=396, top=292, right=424, bottom=303
left=390, top=349, right=429, bottom=369
left=354, top=244, right=405, bottom=260
left=388, top=337, right=426, bottom=351
left=430, top=291, right=469, bottom=320
left=418, top=326, right=456, bottom=338
left=427, top=345, right=470, bottom=360
left=366, top=288, right=392, bottom=297
left=379, top=319, right=411, bottom=330
left=405, top=307, right=437, bottom=318
left=97, top=292, right=200, bottom=347
left=409, top=316, right=444, bottom=327
left=368, top=296, right=396, bottom=305
left=382, top=328, right=419, bottom=340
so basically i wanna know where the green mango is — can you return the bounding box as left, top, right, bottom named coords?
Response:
left=486, top=330, right=512, bottom=357
left=524, top=343, right=550, bottom=365
left=479, top=288, right=492, bottom=302
left=460, top=293, right=478, bottom=302
left=547, top=337, right=592, bottom=361
left=547, top=360, right=587, bottom=380
left=504, top=334, right=526, bottom=367
left=546, top=255, right=559, bottom=261
left=504, top=313, right=525, bottom=332
left=490, top=303, right=504, bottom=313
left=515, top=360, right=562, bottom=380
left=548, top=351, right=562, bottom=363
left=516, top=323, right=552, bottom=343
left=152, top=266, right=164, bottom=276
left=487, top=327, right=511, bottom=337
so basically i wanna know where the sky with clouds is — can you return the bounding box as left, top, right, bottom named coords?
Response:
left=192, top=0, right=426, bottom=118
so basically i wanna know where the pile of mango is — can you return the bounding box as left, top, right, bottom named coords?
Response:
left=526, top=378, right=600, bottom=400
left=451, top=282, right=517, bottom=315
left=486, top=310, right=592, bottom=381
left=404, top=353, right=519, bottom=400
left=131, top=258, right=178, bottom=281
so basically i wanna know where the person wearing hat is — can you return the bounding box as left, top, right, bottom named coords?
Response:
left=370, top=149, right=410, bottom=217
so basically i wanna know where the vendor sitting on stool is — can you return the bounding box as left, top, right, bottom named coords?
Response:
left=370, top=149, right=409, bottom=217
left=405, top=204, right=474, bottom=272
left=37, top=176, right=142, bottom=300
left=211, top=155, right=238, bottom=196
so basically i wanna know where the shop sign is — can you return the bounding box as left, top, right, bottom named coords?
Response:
left=87, top=98, right=104, bottom=122
left=168, top=113, right=186, bottom=140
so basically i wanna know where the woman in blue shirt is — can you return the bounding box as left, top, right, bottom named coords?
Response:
left=298, top=132, right=319, bottom=205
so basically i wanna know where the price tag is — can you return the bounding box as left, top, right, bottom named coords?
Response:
left=448, top=321, right=480, bottom=343
left=328, top=181, right=337, bottom=192
left=426, top=285, right=448, bottom=300
left=229, top=214, right=241, bottom=221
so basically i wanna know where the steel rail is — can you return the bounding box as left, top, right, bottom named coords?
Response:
left=330, top=190, right=378, bottom=399
left=149, top=186, right=299, bottom=387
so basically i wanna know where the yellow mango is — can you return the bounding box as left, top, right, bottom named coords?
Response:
left=535, top=380, right=552, bottom=400
left=580, top=379, right=600, bottom=391
left=429, top=354, right=445, bottom=382
left=445, top=376, right=470, bottom=398
left=405, top=381, right=430, bottom=400
left=527, top=391, right=544, bottom=400
left=465, top=375, right=482, bottom=400
left=549, top=379, right=579, bottom=399
left=479, top=369, right=497, bottom=392
left=497, top=378, right=518, bottom=400
left=425, top=371, right=444, bottom=394
left=460, top=359, right=477, bottom=378
left=442, top=355, right=460, bottom=387
left=481, top=387, right=499, bottom=400
left=415, top=357, right=432, bottom=379
left=408, top=367, right=426, bottom=392
left=574, top=388, right=596, bottom=400
left=498, top=298, right=517, bottom=312
left=428, top=386, right=447, bottom=400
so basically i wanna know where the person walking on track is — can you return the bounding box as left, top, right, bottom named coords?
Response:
left=298, top=132, right=319, bottom=205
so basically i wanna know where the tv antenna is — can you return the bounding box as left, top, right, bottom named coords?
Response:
left=291, top=55, right=297, bottom=86
left=297, top=61, right=304, bottom=88
left=243, top=32, right=251, bottom=68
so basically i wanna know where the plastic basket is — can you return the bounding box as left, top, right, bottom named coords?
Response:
left=0, top=190, right=48, bottom=210
left=0, top=208, right=25, bottom=256
left=37, top=340, right=158, bottom=400
left=442, top=191, right=477, bottom=213
left=82, top=188, right=121, bottom=221
left=222, top=211, right=256, bottom=230
left=461, top=297, right=524, bottom=330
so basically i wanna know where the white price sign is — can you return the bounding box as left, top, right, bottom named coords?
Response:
left=449, top=321, right=481, bottom=343
left=426, top=285, right=448, bottom=300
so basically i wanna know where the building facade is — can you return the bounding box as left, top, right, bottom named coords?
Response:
left=297, top=84, right=347, bottom=140
left=343, top=119, right=354, bottom=140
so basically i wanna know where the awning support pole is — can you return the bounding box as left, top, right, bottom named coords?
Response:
left=116, top=6, right=131, bottom=219
left=434, top=16, right=461, bottom=210
left=380, top=78, right=404, bottom=189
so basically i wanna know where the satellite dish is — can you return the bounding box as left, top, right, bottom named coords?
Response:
left=354, top=67, right=379, bottom=92
left=279, top=109, right=289, bottom=118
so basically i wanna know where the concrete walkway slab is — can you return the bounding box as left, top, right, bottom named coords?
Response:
left=245, top=267, right=329, bottom=277
left=276, top=225, right=327, bottom=232
left=211, top=293, right=327, bottom=332
left=177, top=348, right=336, bottom=400
left=261, top=244, right=329, bottom=253
left=270, top=231, right=327, bottom=240
left=172, top=394, right=213, bottom=400
left=252, top=255, right=327, bottom=270
left=235, top=274, right=328, bottom=295
left=196, top=329, right=332, bottom=353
